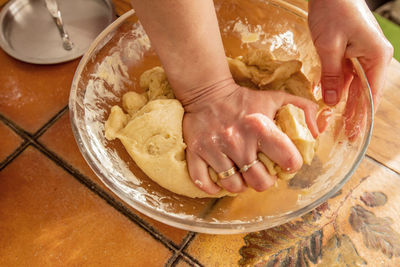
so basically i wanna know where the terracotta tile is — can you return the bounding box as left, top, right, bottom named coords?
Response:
left=175, top=258, right=195, bottom=267
left=0, top=49, right=79, bottom=133
left=39, top=112, right=189, bottom=245
left=0, top=147, right=172, bottom=266
left=113, top=0, right=132, bottom=16
left=0, top=121, right=23, bottom=162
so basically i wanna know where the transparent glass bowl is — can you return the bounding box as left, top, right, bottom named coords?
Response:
left=69, top=0, right=373, bottom=234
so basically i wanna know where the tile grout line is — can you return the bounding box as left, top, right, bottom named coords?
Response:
left=178, top=252, right=204, bottom=267
left=165, top=252, right=181, bottom=267
left=0, top=104, right=68, bottom=141
left=169, top=255, right=202, bottom=267
left=0, top=112, right=34, bottom=170
left=167, top=198, right=223, bottom=266
left=0, top=113, right=32, bottom=140
left=168, top=231, right=204, bottom=267
left=166, top=232, right=197, bottom=266
left=32, top=105, right=69, bottom=139
left=3, top=107, right=203, bottom=266
left=180, top=256, right=202, bottom=267
left=31, top=140, right=181, bottom=254
left=0, top=107, right=186, bottom=256
left=0, top=140, right=30, bottom=170
left=0, top=104, right=68, bottom=170
left=167, top=252, right=203, bottom=267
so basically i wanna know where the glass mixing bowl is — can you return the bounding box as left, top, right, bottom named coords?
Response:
left=69, top=0, right=373, bottom=234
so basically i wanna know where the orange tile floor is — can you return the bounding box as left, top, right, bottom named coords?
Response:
left=0, top=41, right=198, bottom=267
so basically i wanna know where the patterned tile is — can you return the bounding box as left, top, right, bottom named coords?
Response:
left=184, top=157, right=400, bottom=266
left=0, top=49, right=79, bottom=133
left=39, top=112, right=189, bottom=245
left=0, top=147, right=172, bottom=266
left=0, top=121, right=23, bottom=162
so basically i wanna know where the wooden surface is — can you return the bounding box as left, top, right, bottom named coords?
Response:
left=367, top=59, right=400, bottom=173
left=0, top=0, right=399, bottom=265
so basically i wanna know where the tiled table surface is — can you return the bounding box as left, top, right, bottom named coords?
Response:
left=1, top=3, right=400, bottom=267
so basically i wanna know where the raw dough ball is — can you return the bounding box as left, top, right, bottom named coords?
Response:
left=276, top=104, right=316, bottom=165
left=105, top=50, right=318, bottom=198
left=122, top=91, right=148, bottom=115
left=228, top=49, right=317, bottom=102
left=258, top=104, right=316, bottom=180
left=105, top=106, right=129, bottom=141
left=106, top=99, right=231, bottom=198
left=140, top=66, right=175, bottom=100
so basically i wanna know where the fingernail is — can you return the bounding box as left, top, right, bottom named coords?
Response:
left=194, top=179, right=203, bottom=188
left=324, top=90, right=338, bottom=105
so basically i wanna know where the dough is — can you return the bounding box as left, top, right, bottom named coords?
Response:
left=276, top=104, right=316, bottom=165
left=227, top=50, right=316, bottom=102
left=258, top=104, right=316, bottom=180
left=140, top=66, right=175, bottom=100
left=105, top=50, right=317, bottom=198
left=106, top=99, right=230, bottom=198
left=122, top=92, right=148, bottom=116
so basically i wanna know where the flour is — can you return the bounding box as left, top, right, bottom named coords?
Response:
left=91, top=51, right=131, bottom=94
left=268, top=31, right=297, bottom=53
left=232, top=19, right=263, bottom=43
left=229, top=19, right=265, bottom=43
left=82, top=23, right=153, bottom=187
left=126, top=24, right=151, bottom=60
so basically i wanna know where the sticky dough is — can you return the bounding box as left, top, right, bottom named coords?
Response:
left=105, top=50, right=317, bottom=198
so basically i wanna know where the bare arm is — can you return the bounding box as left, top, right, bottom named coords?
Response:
left=130, top=0, right=235, bottom=107
left=130, top=0, right=318, bottom=195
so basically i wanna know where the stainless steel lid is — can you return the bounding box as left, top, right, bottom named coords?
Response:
left=0, top=0, right=116, bottom=64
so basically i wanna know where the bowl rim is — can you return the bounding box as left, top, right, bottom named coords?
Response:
left=69, top=1, right=374, bottom=234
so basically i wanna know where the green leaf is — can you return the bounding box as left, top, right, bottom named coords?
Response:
left=318, top=234, right=366, bottom=267
left=349, top=205, right=400, bottom=258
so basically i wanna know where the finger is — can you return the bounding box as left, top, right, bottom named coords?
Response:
left=241, top=160, right=277, bottom=192
left=343, top=59, right=355, bottom=96
left=186, top=149, right=221, bottom=195
left=279, top=92, right=319, bottom=138
left=314, top=34, right=347, bottom=106
left=201, top=148, right=246, bottom=193
left=345, top=36, right=393, bottom=112
left=344, top=76, right=367, bottom=141
left=316, top=107, right=332, bottom=133
left=246, top=114, right=303, bottom=173
left=218, top=121, right=276, bottom=192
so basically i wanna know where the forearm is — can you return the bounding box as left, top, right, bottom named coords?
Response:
left=130, top=0, right=233, bottom=105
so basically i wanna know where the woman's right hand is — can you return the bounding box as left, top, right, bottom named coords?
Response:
left=182, top=80, right=319, bottom=194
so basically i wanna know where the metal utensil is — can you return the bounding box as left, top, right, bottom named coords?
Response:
left=44, top=0, right=74, bottom=50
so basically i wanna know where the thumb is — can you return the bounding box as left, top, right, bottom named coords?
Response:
left=315, top=37, right=346, bottom=106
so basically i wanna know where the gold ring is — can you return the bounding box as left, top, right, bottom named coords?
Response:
left=217, top=166, right=237, bottom=180
left=239, top=159, right=259, bottom=173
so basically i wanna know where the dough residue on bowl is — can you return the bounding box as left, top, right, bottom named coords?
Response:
left=105, top=49, right=319, bottom=198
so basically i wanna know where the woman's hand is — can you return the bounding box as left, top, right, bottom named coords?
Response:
left=183, top=80, right=319, bottom=194
left=308, top=0, right=393, bottom=111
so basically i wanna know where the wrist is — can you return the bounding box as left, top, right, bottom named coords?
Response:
left=179, top=77, right=240, bottom=113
